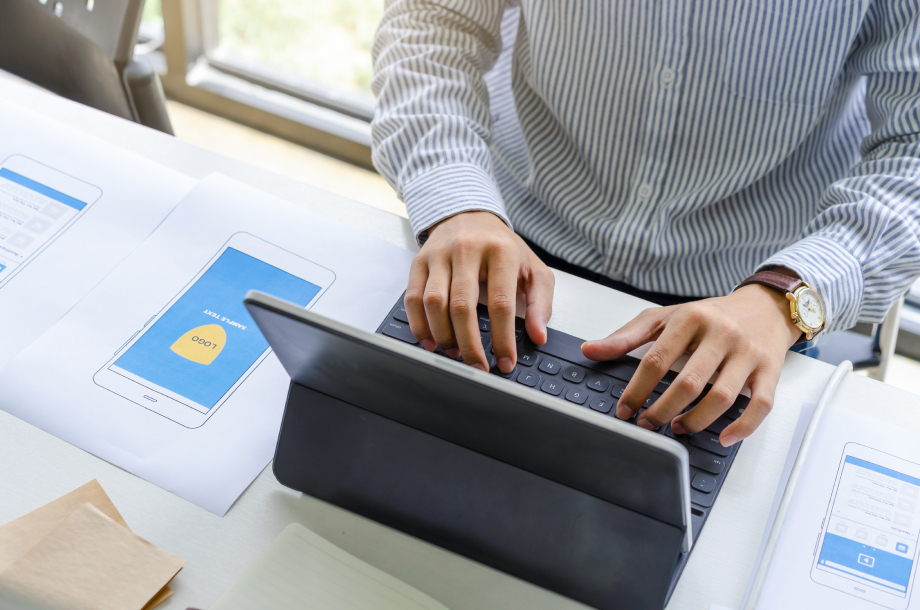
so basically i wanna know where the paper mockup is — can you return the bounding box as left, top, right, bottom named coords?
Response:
left=0, top=99, right=195, bottom=369
left=0, top=174, right=414, bottom=515
left=754, top=405, right=920, bottom=610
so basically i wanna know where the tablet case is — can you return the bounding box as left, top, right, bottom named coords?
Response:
left=247, top=296, right=690, bottom=610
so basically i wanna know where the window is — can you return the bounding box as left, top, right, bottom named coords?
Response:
left=154, top=0, right=378, bottom=168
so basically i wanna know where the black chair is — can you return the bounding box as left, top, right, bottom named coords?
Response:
left=0, top=0, right=173, bottom=134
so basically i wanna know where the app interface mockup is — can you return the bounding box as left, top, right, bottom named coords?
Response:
left=817, top=456, right=920, bottom=596
left=111, top=247, right=321, bottom=409
left=0, top=168, right=88, bottom=284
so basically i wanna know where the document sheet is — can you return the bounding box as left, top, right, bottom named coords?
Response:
left=755, top=405, right=920, bottom=610
left=212, top=523, right=448, bottom=610
left=0, top=175, right=414, bottom=515
left=0, top=99, right=196, bottom=368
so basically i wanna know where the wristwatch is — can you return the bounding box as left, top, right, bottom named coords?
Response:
left=736, top=270, right=826, bottom=342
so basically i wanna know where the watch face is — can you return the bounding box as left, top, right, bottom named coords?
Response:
left=797, top=288, right=824, bottom=329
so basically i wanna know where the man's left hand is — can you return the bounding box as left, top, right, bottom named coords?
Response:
left=581, top=283, right=802, bottom=446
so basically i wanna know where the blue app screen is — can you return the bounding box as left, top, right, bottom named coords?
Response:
left=113, top=247, right=321, bottom=408
left=817, top=456, right=920, bottom=595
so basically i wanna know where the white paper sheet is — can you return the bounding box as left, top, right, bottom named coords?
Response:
left=212, top=523, right=448, bottom=610
left=0, top=174, right=414, bottom=515
left=755, top=405, right=920, bottom=609
left=0, top=99, right=195, bottom=368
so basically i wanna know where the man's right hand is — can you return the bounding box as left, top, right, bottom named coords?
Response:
left=405, top=211, right=555, bottom=373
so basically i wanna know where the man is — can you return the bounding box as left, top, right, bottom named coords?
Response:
left=370, top=1, right=920, bottom=447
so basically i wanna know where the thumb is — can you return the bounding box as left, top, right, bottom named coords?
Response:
left=582, top=306, right=672, bottom=361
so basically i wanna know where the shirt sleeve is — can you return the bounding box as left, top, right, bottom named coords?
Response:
left=758, top=1, right=920, bottom=334
left=370, top=0, right=511, bottom=245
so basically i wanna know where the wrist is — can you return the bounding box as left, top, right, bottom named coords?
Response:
left=734, top=284, right=804, bottom=347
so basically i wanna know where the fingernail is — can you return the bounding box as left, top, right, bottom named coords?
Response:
left=421, top=339, right=436, bottom=352
left=670, top=419, right=687, bottom=435
left=721, top=434, right=739, bottom=447
left=472, top=362, right=488, bottom=372
left=446, top=348, right=461, bottom=359
left=616, top=405, right=635, bottom=420
left=638, top=419, right=656, bottom=431
left=498, top=357, right=513, bottom=373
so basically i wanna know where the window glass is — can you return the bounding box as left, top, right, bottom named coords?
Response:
left=142, top=0, right=163, bottom=29
left=217, top=0, right=382, bottom=101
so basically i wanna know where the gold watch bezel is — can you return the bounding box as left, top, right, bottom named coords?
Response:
left=786, top=284, right=825, bottom=340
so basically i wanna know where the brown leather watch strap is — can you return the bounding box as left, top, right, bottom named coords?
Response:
left=736, top=270, right=803, bottom=295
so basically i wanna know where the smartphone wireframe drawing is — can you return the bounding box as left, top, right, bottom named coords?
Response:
left=0, top=155, right=102, bottom=289
left=94, top=232, right=335, bottom=428
left=811, top=443, right=920, bottom=609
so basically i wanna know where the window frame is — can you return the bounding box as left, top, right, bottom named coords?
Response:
left=153, top=0, right=374, bottom=169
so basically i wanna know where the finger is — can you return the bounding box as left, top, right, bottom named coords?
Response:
left=487, top=247, right=519, bottom=373
left=614, top=319, right=693, bottom=421
left=670, top=358, right=752, bottom=435
left=423, top=258, right=457, bottom=357
left=449, top=256, right=488, bottom=370
left=718, top=365, right=781, bottom=446
left=523, top=259, right=554, bottom=346
left=405, top=257, right=435, bottom=351
left=636, top=343, right=726, bottom=430
left=581, top=306, right=674, bottom=362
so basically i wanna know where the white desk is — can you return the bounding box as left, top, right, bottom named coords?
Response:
left=1, top=71, right=917, bottom=610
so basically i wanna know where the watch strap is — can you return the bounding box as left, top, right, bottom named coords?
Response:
left=736, top=270, right=803, bottom=295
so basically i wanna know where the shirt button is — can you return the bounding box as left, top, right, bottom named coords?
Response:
left=637, top=184, right=652, bottom=199
left=660, top=67, right=675, bottom=86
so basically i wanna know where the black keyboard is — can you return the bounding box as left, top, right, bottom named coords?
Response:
left=376, top=296, right=746, bottom=538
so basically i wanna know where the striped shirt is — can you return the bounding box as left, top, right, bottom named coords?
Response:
left=370, top=1, right=920, bottom=334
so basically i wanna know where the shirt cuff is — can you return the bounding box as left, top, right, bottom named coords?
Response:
left=401, top=164, right=512, bottom=245
left=757, top=234, right=864, bottom=335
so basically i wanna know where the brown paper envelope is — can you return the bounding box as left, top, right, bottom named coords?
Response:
left=0, top=480, right=174, bottom=603
left=0, top=503, right=185, bottom=610
left=0, top=479, right=128, bottom=573
left=141, top=584, right=173, bottom=610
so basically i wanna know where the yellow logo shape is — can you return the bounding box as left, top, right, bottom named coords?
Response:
left=170, top=324, right=226, bottom=365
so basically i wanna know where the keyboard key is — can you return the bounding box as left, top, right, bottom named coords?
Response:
left=394, top=306, right=409, bottom=323
left=517, top=345, right=540, bottom=367
left=515, top=329, right=524, bottom=342
left=565, top=387, right=588, bottom=405
left=589, top=395, right=613, bottom=413
left=586, top=376, right=611, bottom=392
left=724, top=398, right=749, bottom=420
left=478, top=315, right=491, bottom=332
left=539, top=358, right=562, bottom=375
left=481, top=334, right=492, bottom=352
left=492, top=365, right=517, bottom=379
left=691, top=473, right=717, bottom=494
left=562, top=365, right=586, bottom=383
left=382, top=321, right=417, bottom=344
left=517, top=370, right=540, bottom=387
left=644, top=393, right=660, bottom=408
left=705, top=416, right=733, bottom=435
left=541, top=378, right=565, bottom=396
left=690, top=452, right=726, bottom=475
left=689, top=431, right=731, bottom=457
left=691, top=487, right=716, bottom=508
left=611, top=381, right=628, bottom=398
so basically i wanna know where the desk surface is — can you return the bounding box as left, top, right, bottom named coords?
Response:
left=2, top=71, right=918, bottom=610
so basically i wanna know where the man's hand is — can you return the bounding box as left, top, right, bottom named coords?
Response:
left=405, top=211, right=555, bottom=372
left=582, top=283, right=802, bottom=446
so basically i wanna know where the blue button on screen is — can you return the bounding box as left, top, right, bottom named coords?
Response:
left=897, top=543, right=909, bottom=553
